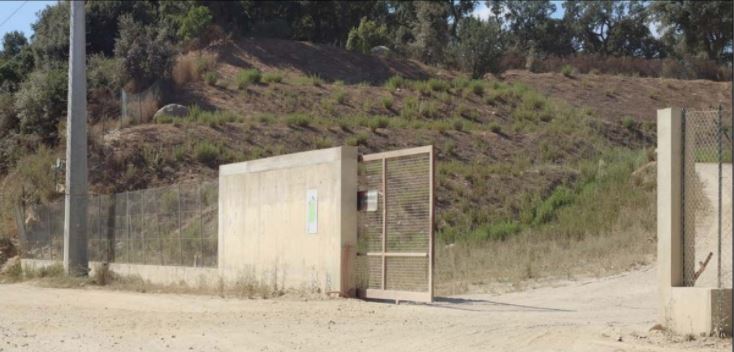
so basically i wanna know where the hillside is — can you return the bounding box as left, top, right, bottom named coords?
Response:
left=4, top=38, right=732, bottom=291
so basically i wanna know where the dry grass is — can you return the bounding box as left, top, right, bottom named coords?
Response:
left=436, top=219, right=655, bottom=295
left=172, top=52, right=218, bottom=86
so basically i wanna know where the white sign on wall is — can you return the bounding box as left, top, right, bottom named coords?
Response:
left=306, top=189, right=318, bottom=234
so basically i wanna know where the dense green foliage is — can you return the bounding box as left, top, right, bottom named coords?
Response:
left=346, top=18, right=390, bottom=54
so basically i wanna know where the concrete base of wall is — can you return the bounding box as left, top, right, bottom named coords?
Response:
left=665, top=287, right=732, bottom=336
left=21, top=259, right=219, bottom=288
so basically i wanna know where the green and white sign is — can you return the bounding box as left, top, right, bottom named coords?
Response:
left=306, top=189, right=318, bottom=234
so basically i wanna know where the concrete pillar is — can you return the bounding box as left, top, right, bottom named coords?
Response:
left=657, top=108, right=683, bottom=319
left=63, top=0, right=88, bottom=275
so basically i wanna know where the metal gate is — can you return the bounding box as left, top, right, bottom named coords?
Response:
left=355, top=146, right=434, bottom=303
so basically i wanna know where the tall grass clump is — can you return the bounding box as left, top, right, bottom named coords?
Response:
left=385, top=75, right=407, bottom=91
left=262, top=71, right=284, bottom=84
left=427, top=78, right=450, bottom=93
left=194, top=141, right=220, bottom=166
left=236, top=68, right=262, bottom=89
left=286, top=113, right=311, bottom=128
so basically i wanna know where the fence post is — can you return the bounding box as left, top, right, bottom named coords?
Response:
left=46, top=205, right=52, bottom=260
left=158, top=193, right=164, bottom=266
left=177, top=184, right=183, bottom=266
left=657, top=108, right=684, bottom=321
left=199, top=183, right=204, bottom=268
left=126, top=191, right=131, bottom=263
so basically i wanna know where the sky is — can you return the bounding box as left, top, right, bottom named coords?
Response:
left=473, top=1, right=565, bottom=21
left=0, top=0, right=57, bottom=39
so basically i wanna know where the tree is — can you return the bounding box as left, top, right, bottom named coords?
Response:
left=451, top=17, right=503, bottom=78
left=651, top=1, right=733, bottom=63
left=1, top=31, right=28, bottom=58
left=0, top=32, right=33, bottom=92
left=488, top=0, right=555, bottom=47
left=14, top=68, right=67, bottom=143
left=448, top=0, right=478, bottom=39
left=177, top=6, right=213, bottom=40
left=346, top=18, right=390, bottom=54
left=114, top=15, right=174, bottom=90
left=413, top=1, right=449, bottom=63
left=563, top=0, right=662, bottom=58
left=30, top=2, right=69, bottom=67
left=86, top=1, right=157, bottom=56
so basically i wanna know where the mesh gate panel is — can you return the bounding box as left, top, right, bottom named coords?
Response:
left=682, top=109, right=732, bottom=288
left=386, top=154, right=431, bottom=253
left=385, top=256, right=429, bottom=291
left=356, top=147, right=434, bottom=298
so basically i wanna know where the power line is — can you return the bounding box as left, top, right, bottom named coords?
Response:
left=0, top=1, right=29, bottom=30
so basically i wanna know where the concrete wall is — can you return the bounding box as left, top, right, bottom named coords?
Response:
left=657, top=108, right=732, bottom=336
left=218, top=147, right=358, bottom=294
left=21, top=259, right=218, bottom=287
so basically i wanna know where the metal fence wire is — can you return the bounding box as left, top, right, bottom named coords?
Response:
left=681, top=108, right=732, bottom=289
left=121, top=81, right=162, bottom=126
left=19, top=180, right=218, bottom=268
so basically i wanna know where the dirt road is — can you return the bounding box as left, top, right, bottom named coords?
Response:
left=0, top=266, right=729, bottom=352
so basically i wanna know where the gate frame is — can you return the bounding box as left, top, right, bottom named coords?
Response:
left=657, top=107, right=732, bottom=336
left=356, top=145, right=435, bottom=303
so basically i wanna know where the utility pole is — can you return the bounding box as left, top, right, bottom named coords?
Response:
left=63, top=0, right=88, bottom=275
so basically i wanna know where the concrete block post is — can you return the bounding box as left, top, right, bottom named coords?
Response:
left=63, top=0, right=88, bottom=275
left=657, top=107, right=684, bottom=316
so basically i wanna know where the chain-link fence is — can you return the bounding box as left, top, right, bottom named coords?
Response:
left=681, top=108, right=732, bottom=289
left=121, top=81, right=162, bottom=126
left=19, top=180, right=218, bottom=267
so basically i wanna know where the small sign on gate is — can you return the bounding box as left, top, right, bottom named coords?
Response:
left=358, top=190, right=379, bottom=212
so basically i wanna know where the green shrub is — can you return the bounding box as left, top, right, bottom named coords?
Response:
left=468, top=80, right=485, bottom=96
left=346, top=17, right=390, bottom=54
left=427, top=78, right=450, bottom=92
left=286, top=113, right=310, bottom=128
left=236, top=68, right=262, bottom=89
left=561, top=64, right=574, bottom=78
left=419, top=101, right=439, bottom=119
left=401, top=96, right=419, bottom=120
left=177, top=6, right=213, bottom=40
left=533, top=186, right=575, bottom=225
left=262, top=71, right=283, bottom=84
left=381, top=96, right=394, bottom=110
left=194, top=142, right=220, bottom=167
left=115, top=15, right=173, bottom=89
left=452, top=118, right=464, bottom=131
left=203, top=71, right=218, bottom=86
left=155, top=114, right=174, bottom=124
left=15, top=68, right=67, bottom=141
left=257, top=113, right=275, bottom=124
left=333, top=90, right=348, bottom=104
left=468, top=221, right=521, bottom=241
left=489, top=123, right=501, bottom=133
left=622, top=116, right=636, bottom=131
left=346, top=132, right=369, bottom=146
left=295, top=74, right=324, bottom=87
left=385, top=75, right=406, bottom=91
left=368, top=116, right=390, bottom=131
